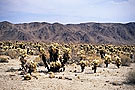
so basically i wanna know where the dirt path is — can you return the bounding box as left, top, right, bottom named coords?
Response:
left=0, top=57, right=135, bottom=90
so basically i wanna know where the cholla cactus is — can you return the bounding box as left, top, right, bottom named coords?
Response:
left=24, top=74, right=32, bottom=80
left=104, top=54, right=112, bottom=68
left=63, top=47, right=71, bottom=54
left=29, top=61, right=37, bottom=73
left=28, top=49, right=34, bottom=55
left=49, top=61, right=62, bottom=72
left=40, top=47, right=66, bottom=72
left=20, top=56, right=37, bottom=75
left=114, top=55, right=121, bottom=68
left=92, top=59, right=99, bottom=73
left=40, top=48, right=45, bottom=53
left=48, top=45, right=59, bottom=62
left=55, top=60, right=62, bottom=67
left=3, top=46, right=9, bottom=51
left=77, top=50, right=85, bottom=56
left=63, top=48, right=71, bottom=64
left=48, top=72, right=55, bottom=78
left=1, top=41, right=134, bottom=77
left=99, top=49, right=106, bottom=59
left=24, top=60, right=37, bottom=75
left=50, top=62, right=56, bottom=68
left=20, top=55, right=27, bottom=71
left=79, top=60, right=88, bottom=72
left=92, top=59, right=99, bottom=66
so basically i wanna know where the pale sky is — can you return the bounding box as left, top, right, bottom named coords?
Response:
left=0, top=0, right=135, bottom=24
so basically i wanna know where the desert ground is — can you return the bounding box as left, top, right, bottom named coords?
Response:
left=0, top=55, right=135, bottom=90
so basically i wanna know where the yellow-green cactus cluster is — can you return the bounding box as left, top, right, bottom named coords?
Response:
left=24, top=74, right=32, bottom=80
left=104, top=54, right=112, bottom=63
left=50, top=60, right=62, bottom=68
left=29, top=61, right=37, bottom=73
left=79, top=60, right=89, bottom=66
left=48, top=72, right=55, bottom=78
left=92, top=59, right=100, bottom=66
left=115, top=56, right=121, bottom=65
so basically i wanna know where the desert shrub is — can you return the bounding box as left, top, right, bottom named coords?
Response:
left=120, top=55, right=131, bottom=66
left=68, top=57, right=80, bottom=64
left=126, top=68, right=135, bottom=84
left=131, top=54, right=135, bottom=63
left=6, top=67, right=18, bottom=72
left=88, top=55, right=103, bottom=67
left=0, top=56, right=9, bottom=63
left=5, top=49, right=20, bottom=59
left=33, top=50, right=40, bottom=55
left=0, top=49, right=6, bottom=55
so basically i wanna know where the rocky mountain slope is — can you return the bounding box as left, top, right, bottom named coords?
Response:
left=0, top=21, right=135, bottom=44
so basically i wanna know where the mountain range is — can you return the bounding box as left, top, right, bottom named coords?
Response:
left=0, top=21, right=135, bottom=44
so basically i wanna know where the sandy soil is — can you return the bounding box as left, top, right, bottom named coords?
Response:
left=0, top=56, right=135, bottom=90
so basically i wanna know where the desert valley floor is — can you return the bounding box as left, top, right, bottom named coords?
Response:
left=0, top=55, right=135, bottom=90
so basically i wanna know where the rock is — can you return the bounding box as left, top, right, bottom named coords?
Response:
left=77, top=76, right=80, bottom=79
left=81, top=80, right=83, bottom=82
left=37, top=62, right=44, bottom=66
left=69, top=70, right=72, bottom=72
left=33, top=75, right=38, bottom=79
left=106, top=80, right=109, bottom=83
left=20, top=71, right=26, bottom=75
left=97, top=74, right=99, bottom=76
left=74, top=70, right=77, bottom=73
left=68, top=78, right=72, bottom=80
left=58, top=76, right=63, bottom=79
left=99, top=71, right=102, bottom=73
left=6, top=67, right=18, bottom=72
left=9, top=74, right=16, bottom=77
left=65, top=77, right=72, bottom=80
left=111, top=81, right=123, bottom=86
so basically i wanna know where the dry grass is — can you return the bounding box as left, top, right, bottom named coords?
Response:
left=0, top=49, right=6, bottom=55
left=5, top=49, right=20, bottom=59
left=120, top=55, right=131, bottom=66
left=0, top=55, right=9, bottom=63
left=87, top=54, right=103, bottom=67
left=33, top=56, right=41, bottom=62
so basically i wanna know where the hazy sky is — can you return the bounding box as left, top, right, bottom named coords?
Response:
left=0, top=0, right=135, bottom=24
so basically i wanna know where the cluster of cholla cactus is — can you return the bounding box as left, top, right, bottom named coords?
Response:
left=0, top=41, right=135, bottom=75
left=19, top=55, right=37, bottom=75
left=73, top=44, right=135, bottom=73
left=40, top=44, right=71, bottom=72
left=104, top=54, right=112, bottom=68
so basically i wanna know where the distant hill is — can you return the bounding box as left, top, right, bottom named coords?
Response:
left=0, top=21, right=135, bottom=44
